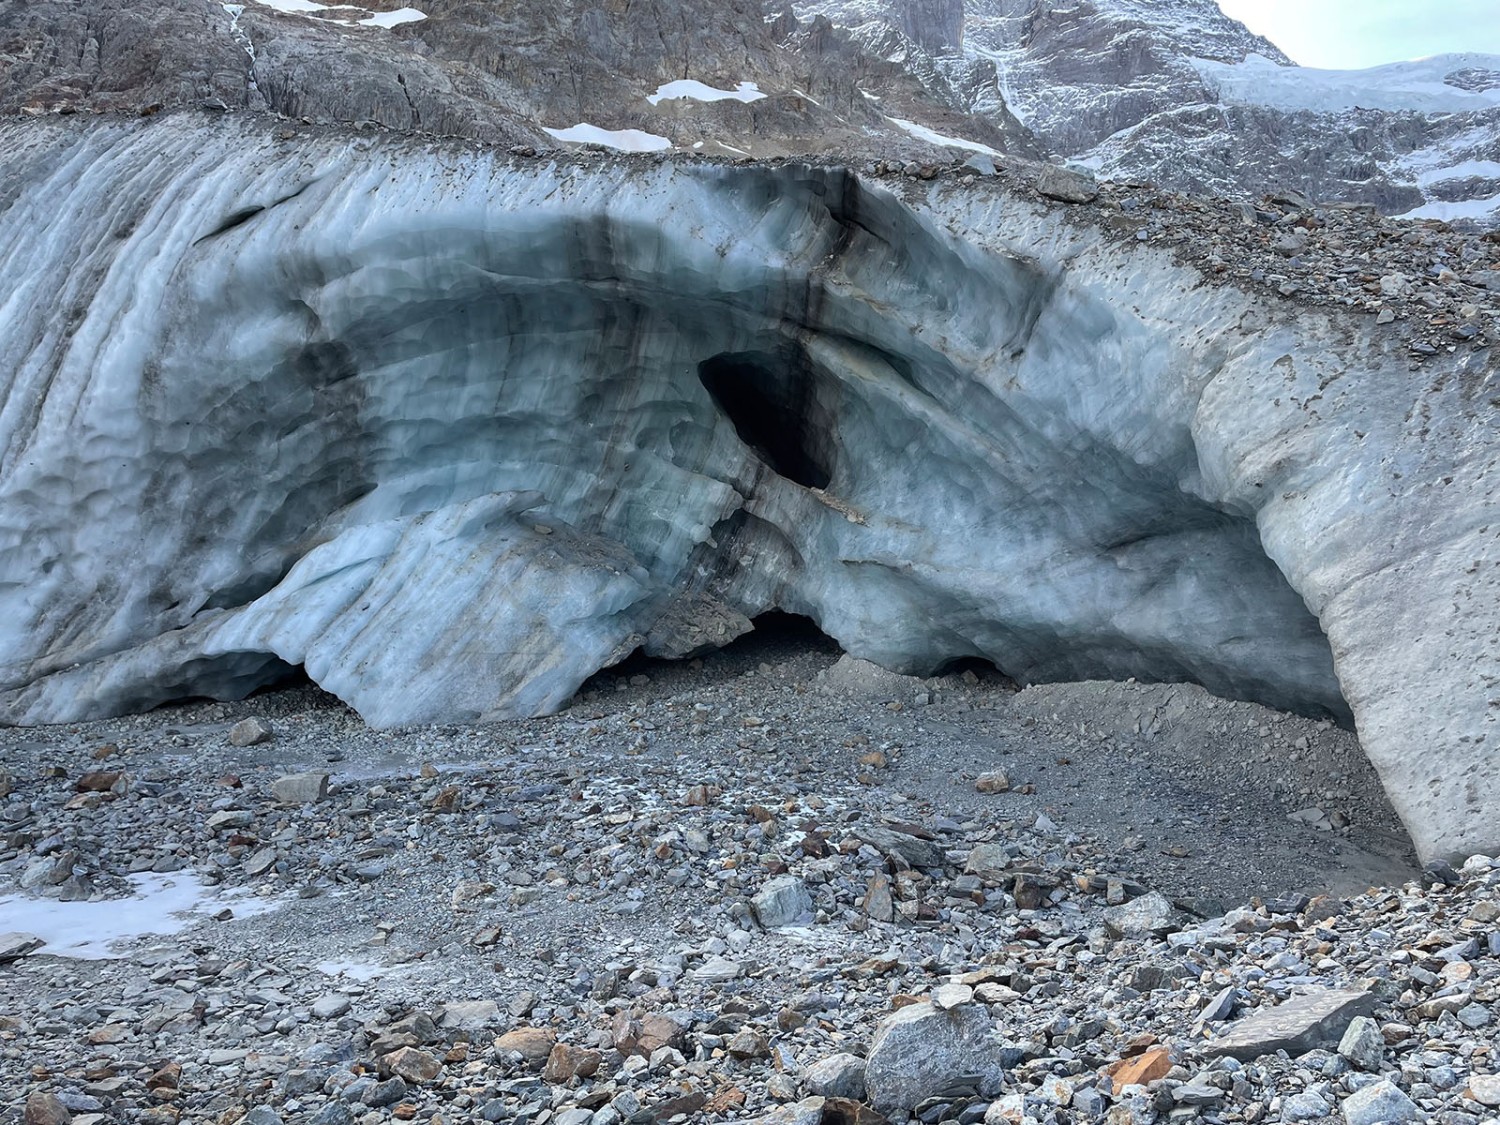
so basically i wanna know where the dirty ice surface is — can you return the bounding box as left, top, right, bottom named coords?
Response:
left=0, top=873, right=280, bottom=959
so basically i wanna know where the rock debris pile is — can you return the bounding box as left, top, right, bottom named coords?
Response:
left=871, top=154, right=1500, bottom=359
left=0, top=639, right=1477, bottom=1125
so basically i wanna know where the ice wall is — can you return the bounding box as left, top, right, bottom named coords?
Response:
left=0, top=115, right=1495, bottom=861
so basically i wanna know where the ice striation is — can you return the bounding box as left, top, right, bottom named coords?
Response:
left=0, top=116, right=1498, bottom=862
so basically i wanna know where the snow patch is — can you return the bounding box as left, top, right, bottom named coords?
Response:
left=542, top=124, right=673, bottom=152
left=647, top=80, right=766, bottom=107
left=0, top=874, right=281, bottom=959
left=1194, top=52, right=1500, bottom=115
left=361, top=7, right=426, bottom=26
left=887, top=116, right=1003, bottom=158
left=317, top=958, right=392, bottom=981
left=1396, top=192, right=1500, bottom=223
left=248, top=0, right=427, bottom=29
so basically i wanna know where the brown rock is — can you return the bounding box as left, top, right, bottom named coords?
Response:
left=494, top=1027, right=557, bottom=1064
left=146, top=1062, right=181, bottom=1090
left=23, top=1092, right=71, bottom=1125
left=611, top=1012, right=683, bottom=1058
left=974, top=771, right=1011, bottom=793
left=227, top=718, right=272, bottom=747
left=86, top=1023, right=131, bottom=1045
left=381, top=1047, right=442, bottom=1084
left=1104, top=1046, right=1174, bottom=1089
left=543, top=1042, right=603, bottom=1083
left=74, top=771, right=121, bottom=792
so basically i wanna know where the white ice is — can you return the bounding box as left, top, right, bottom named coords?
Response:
left=1193, top=52, right=1500, bottom=115
left=317, top=957, right=390, bottom=980
left=647, top=80, right=766, bottom=107
left=886, top=116, right=1003, bottom=158
left=249, top=0, right=427, bottom=29
left=361, top=8, right=426, bottom=27
left=542, top=124, right=673, bottom=152
left=1395, top=191, right=1500, bottom=223
left=0, top=873, right=280, bottom=959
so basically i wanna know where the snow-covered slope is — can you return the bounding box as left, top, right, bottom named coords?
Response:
left=794, top=0, right=1500, bottom=225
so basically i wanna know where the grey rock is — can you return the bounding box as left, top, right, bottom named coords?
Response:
left=857, top=827, right=946, bottom=869
left=751, top=875, right=814, bottom=928
left=271, top=771, right=330, bottom=804
left=1337, top=1016, right=1384, bottom=1072
left=1281, top=1090, right=1331, bottom=1122
left=439, top=1000, right=500, bottom=1031
left=243, top=847, right=278, bottom=877
left=1104, top=891, right=1188, bottom=939
left=803, top=1053, right=867, bottom=1100
left=1341, top=1079, right=1422, bottom=1125
left=864, top=1002, right=1007, bottom=1114
left=1034, top=164, right=1099, bottom=204
left=0, top=932, right=44, bottom=964
left=308, top=1105, right=354, bottom=1125
left=243, top=1109, right=283, bottom=1125
left=365, top=1078, right=408, bottom=1108
left=1458, top=1002, right=1492, bottom=1028
left=1208, top=989, right=1376, bottom=1061
left=311, top=994, right=352, bottom=1020
left=228, top=717, right=272, bottom=746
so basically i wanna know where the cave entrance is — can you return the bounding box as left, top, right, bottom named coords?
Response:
left=697, top=351, right=834, bottom=489
left=573, top=610, right=843, bottom=708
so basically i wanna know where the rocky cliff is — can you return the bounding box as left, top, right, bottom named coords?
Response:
left=799, top=0, right=1500, bottom=224
left=0, top=112, right=1497, bottom=864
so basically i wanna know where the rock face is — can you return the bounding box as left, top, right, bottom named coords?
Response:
left=0, top=113, right=1497, bottom=863
left=799, top=0, right=1500, bottom=223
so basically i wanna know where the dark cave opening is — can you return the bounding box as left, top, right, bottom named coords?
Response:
left=574, top=610, right=842, bottom=705
left=697, top=351, right=834, bottom=489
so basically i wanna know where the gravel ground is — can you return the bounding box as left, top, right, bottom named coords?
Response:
left=3, top=625, right=1462, bottom=1125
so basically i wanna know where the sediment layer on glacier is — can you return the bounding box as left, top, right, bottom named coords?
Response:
left=0, top=114, right=1495, bottom=861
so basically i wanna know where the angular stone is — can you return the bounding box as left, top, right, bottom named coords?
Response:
left=228, top=718, right=273, bottom=746
left=1103, top=891, right=1188, bottom=939
left=803, top=1053, right=867, bottom=1100
left=311, top=994, right=352, bottom=1020
left=495, top=1026, right=557, bottom=1064
left=271, top=771, right=329, bottom=803
left=23, top=1092, right=71, bottom=1125
left=864, top=1002, right=1007, bottom=1113
left=857, top=826, right=946, bottom=869
left=1206, top=989, right=1376, bottom=1061
left=243, top=847, right=278, bottom=877
left=1341, top=1079, right=1421, bottom=1125
left=1103, top=1046, right=1173, bottom=1090
left=1035, top=164, right=1099, bottom=204
left=0, top=932, right=45, bottom=964
left=381, top=1047, right=442, bottom=1084
left=543, top=1042, right=603, bottom=1083
left=752, top=875, right=814, bottom=928
left=1281, top=1090, right=1330, bottom=1121
left=964, top=843, right=1012, bottom=883
left=440, top=1000, right=500, bottom=1032
left=1337, top=1015, right=1384, bottom=1072
left=1469, top=1073, right=1500, bottom=1106
left=974, top=771, right=1010, bottom=793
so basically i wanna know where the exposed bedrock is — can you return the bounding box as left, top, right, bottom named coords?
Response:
left=0, top=117, right=1495, bottom=860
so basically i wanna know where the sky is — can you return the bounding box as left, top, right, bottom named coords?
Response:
left=1215, top=0, right=1500, bottom=69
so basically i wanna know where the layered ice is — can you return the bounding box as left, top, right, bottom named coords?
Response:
left=0, top=116, right=1496, bottom=864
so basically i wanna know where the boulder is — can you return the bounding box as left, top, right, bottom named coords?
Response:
left=864, top=1002, right=1007, bottom=1113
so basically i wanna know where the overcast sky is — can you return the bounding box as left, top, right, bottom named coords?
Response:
left=1215, top=0, right=1500, bottom=69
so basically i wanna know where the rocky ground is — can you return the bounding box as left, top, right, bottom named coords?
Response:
left=4, top=625, right=1494, bottom=1125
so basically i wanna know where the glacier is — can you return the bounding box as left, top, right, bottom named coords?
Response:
left=0, top=114, right=1497, bottom=862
